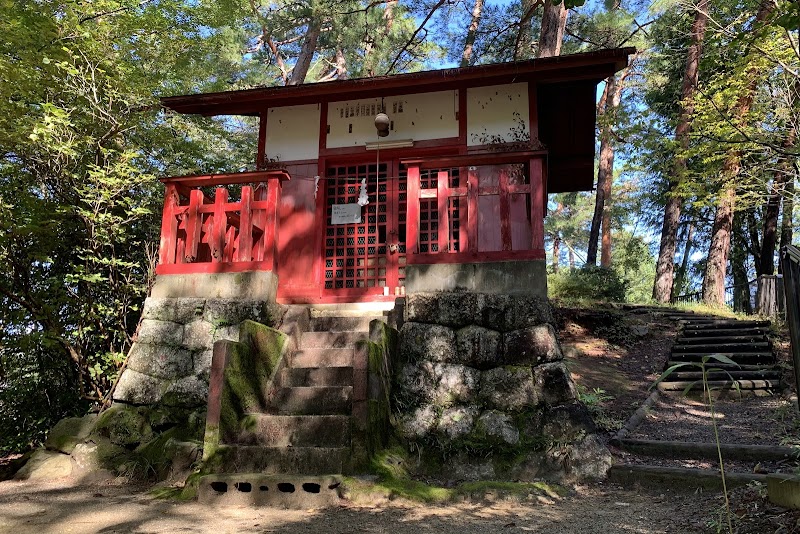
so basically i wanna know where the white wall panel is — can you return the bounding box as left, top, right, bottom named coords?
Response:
left=467, top=83, right=529, bottom=146
left=326, top=91, right=459, bottom=148
left=265, top=104, right=320, bottom=162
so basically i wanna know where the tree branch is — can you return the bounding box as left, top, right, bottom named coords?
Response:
left=384, top=0, right=448, bottom=75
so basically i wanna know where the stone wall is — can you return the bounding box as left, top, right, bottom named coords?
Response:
left=113, top=298, right=284, bottom=408
left=394, top=291, right=610, bottom=481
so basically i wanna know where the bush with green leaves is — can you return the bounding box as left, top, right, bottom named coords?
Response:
left=548, top=266, right=628, bottom=302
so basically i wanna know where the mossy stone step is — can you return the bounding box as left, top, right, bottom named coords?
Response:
left=279, top=366, right=353, bottom=387
left=233, top=414, right=351, bottom=447
left=301, top=331, right=365, bottom=348
left=291, top=348, right=354, bottom=368
left=211, top=445, right=350, bottom=475
left=266, top=386, right=352, bottom=415
left=609, top=464, right=766, bottom=491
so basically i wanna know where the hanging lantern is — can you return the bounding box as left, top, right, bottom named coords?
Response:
left=374, top=112, right=390, bottom=137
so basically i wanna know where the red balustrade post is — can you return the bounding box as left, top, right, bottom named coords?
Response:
left=262, top=174, right=284, bottom=271
left=159, top=184, right=180, bottom=265
left=211, top=187, right=229, bottom=262
left=437, top=170, right=449, bottom=253
left=529, top=157, right=545, bottom=253
left=406, top=165, right=421, bottom=257
left=184, top=189, right=204, bottom=262
left=238, top=186, right=254, bottom=262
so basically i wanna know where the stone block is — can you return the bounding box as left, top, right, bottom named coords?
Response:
left=541, top=403, right=596, bottom=442
left=113, top=368, right=167, bottom=405
left=474, top=293, right=513, bottom=331
left=137, top=319, right=184, bottom=346
left=475, top=410, right=520, bottom=445
left=94, top=405, right=152, bottom=448
left=436, top=405, right=479, bottom=440
left=183, top=320, right=214, bottom=350
left=70, top=442, right=115, bottom=481
left=141, top=297, right=205, bottom=324
left=162, top=375, right=209, bottom=408
left=480, top=366, right=537, bottom=412
left=212, top=324, right=241, bottom=343
left=204, top=299, right=273, bottom=327
left=127, top=343, right=194, bottom=380
left=193, top=349, right=214, bottom=377
left=404, top=292, right=477, bottom=328
left=397, top=404, right=438, bottom=439
left=44, top=414, right=97, bottom=454
left=397, top=361, right=438, bottom=402
left=455, top=325, right=501, bottom=369
left=508, top=295, right=554, bottom=330
left=534, top=362, right=577, bottom=406
left=151, top=271, right=278, bottom=301
left=503, top=324, right=562, bottom=366
left=14, top=449, right=72, bottom=480
left=399, top=322, right=455, bottom=363
left=433, top=363, right=480, bottom=405
left=563, top=434, right=612, bottom=480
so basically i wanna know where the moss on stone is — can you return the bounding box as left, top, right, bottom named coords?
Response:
left=94, top=405, right=153, bottom=448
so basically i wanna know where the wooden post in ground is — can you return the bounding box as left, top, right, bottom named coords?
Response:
left=779, top=245, right=800, bottom=412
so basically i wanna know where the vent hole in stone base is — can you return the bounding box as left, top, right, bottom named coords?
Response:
left=328, top=482, right=341, bottom=490
left=210, top=482, right=228, bottom=493
left=235, top=482, right=252, bottom=493
left=302, top=483, right=321, bottom=494
left=259, top=486, right=269, bottom=491
left=278, top=483, right=295, bottom=493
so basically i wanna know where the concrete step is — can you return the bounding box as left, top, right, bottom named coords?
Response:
left=280, top=366, right=353, bottom=387
left=674, top=335, right=770, bottom=345
left=656, top=379, right=780, bottom=392
left=301, top=331, right=364, bottom=348
left=292, top=348, right=354, bottom=368
left=672, top=342, right=771, bottom=353
left=668, top=353, right=776, bottom=365
left=680, top=327, right=771, bottom=337
left=665, top=361, right=780, bottom=371
left=267, top=386, right=352, bottom=415
left=198, top=474, right=342, bottom=508
left=662, top=370, right=781, bottom=382
left=682, top=320, right=771, bottom=330
left=309, top=316, right=383, bottom=332
left=234, top=415, right=351, bottom=447
left=608, top=464, right=766, bottom=491
left=212, top=445, right=349, bottom=475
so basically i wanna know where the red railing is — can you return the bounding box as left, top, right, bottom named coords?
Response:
left=402, top=151, right=546, bottom=264
left=156, top=170, right=290, bottom=275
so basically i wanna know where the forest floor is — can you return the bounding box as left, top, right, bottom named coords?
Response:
left=1, top=304, right=799, bottom=533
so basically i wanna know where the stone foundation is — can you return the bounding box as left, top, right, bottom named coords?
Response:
left=394, top=291, right=611, bottom=481
left=113, top=297, right=284, bottom=407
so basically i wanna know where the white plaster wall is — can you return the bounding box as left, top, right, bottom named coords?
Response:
left=265, top=104, right=320, bottom=162
left=327, top=91, right=459, bottom=148
left=467, top=83, right=530, bottom=146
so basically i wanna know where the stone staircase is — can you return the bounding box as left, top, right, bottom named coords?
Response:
left=658, top=315, right=780, bottom=394
left=200, top=305, right=390, bottom=506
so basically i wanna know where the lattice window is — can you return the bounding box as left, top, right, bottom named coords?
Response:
left=323, top=164, right=388, bottom=290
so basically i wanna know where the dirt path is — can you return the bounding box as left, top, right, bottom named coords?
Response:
left=0, top=478, right=714, bottom=534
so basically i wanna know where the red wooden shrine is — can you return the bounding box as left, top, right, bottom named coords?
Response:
left=157, top=48, right=634, bottom=303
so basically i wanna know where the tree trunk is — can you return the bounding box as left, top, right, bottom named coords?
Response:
left=568, top=246, right=575, bottom=269
left=652, top=0, right=709, bottom=303
left=288, top=19, right=321, bottom=85
left=461, top=0, right=484, bottom=67
left=674, top=222, right=694, bottom=297
left=587, top=79, right=611, bottom=266
left=731, top=212, right=753, bottom=314
left=514, top=0, right=537, bottom=60
left=552, top=234, right=561, bottom=272
left=781, top=177, right=795, bottom=250
left=537, top=0, right=567, bottom=58
left=385, top=0, right=397, bottom=29
left=761, top=126, right=797, bottom=274
left=702, top=0, right=773, bottom=306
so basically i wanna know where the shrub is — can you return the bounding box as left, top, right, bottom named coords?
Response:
left=549, top=266, right=627, bottom=302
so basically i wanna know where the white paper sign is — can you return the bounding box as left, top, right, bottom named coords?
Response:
left=331, top=203, right=362, bottom=225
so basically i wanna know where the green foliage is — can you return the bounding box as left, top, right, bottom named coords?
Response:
left=549, top=266, right=627, bottom=302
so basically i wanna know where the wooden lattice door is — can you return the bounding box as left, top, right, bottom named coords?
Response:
left=322, top=161, right=406, bottom=298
